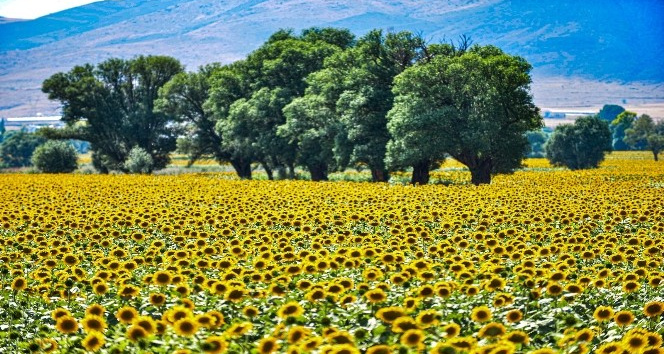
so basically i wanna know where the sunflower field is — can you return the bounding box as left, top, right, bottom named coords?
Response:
left=1, top=153, right=663, bottom=354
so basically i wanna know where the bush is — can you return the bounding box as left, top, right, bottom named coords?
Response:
left=124, top=146, right=154, bottom=174
left=31, top=140, right=78, bottom=173
left=545, top=116, right=612, bottom=170
left=0, top=130, right=45, bottom=168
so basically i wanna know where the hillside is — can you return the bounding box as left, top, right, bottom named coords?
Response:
left=1, top=0, right=663, bottom=117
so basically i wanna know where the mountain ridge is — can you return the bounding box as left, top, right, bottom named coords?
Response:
left=1, top=0, right=663, bottom=117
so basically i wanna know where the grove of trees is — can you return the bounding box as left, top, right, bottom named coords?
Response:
left=545, top=116, right=613, bottom=170
left=41, top=27, right=548, bottom=184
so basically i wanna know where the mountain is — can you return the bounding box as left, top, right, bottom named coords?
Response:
left=1, top=0, right=663, bottom=118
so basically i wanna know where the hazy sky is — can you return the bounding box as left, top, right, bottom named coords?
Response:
left=0, top=0, right=102, bottom=19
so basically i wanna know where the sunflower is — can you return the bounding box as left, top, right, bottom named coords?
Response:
left=81, top=331, right=105, bottom=352
left=478, top=322, right=506, bottom=338
left=400, top=329, right=425, bottom=348
left=622, top=281, right=640, bottom=293
left=287, top=326, right=310, bottom=344
left=505, top=309, right=523, bottom=323
left=225, top=322, right=253, bottom=338
left=391, top=316, right=418, bottom=333
left=38, top=338, right=58, bottom=353
left=596, top=342, right=627, bottom=354
left=149, top=293, right=166, bottom=307
left=134, top=315, right=157, bottom=334
left=415, top=309, right=439, bottom=328
left=278, top=301, right=304, bottom=318
left=471, top=306, right=492, bottom=322
left=257, top=336, right=280, bottom=354
left=622, top=332, right=647, bottom=351
left=645, top=331, right=663, bottom=348
left=505, top=330, right=529, bottom=344
left=203, top=335, right=228, bottom=354
left=126, top=325, right=148, bottom=342
left=81, top=315, right=107, bottom=333
left=366, top=345, right=392, bottom=354
left=56, top=315, right=79, bottom=334
left=364, top=289, right=387, bottom=303
left=575, top=328, right=594, bottom=342
left=447, top=336, right=477, bottom=350
left=11, top=277, right=27, bottom=291
left=92, top=282, right=108, bottom=295
left=225, top=286, right=247, bottom=302
left=116, top=306, right=138, bottom=324
left=376, top=307, right=406, bottom=323
left=643, top=300, right=664, bottom=317
left=613, top=310, right=634, bottom=327
left=442, top=323, right=461, bottom=338
left=85, top=304, right=105, bottom=317
left=173, top=317, right=199, bottom=336
left=546, top=283, right=563, bottom=296
left=593, top=306, right=614, bottom=322
left=306, top=288, right=326, bottom=302
left=243, top=305, right=260, bottom=318
left=300, top=336, right=323, bottom=351
left=51, top=308, right=71, bottom=321
left=206, top=310, right=225, bottom=328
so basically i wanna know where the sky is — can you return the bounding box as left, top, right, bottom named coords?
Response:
left=0, top=0, right=101, bottom=19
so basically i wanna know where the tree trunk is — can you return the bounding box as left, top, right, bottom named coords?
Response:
left=262, top=162, right=274, bottom=180
left=277, top=166, right=288, bottom=180
left=371, top=168, right=390, bottom=182
left=230, top=158, right=252, bottom=179
left=653, top=150, right=659, bottom=161
left=470, top=164, right=492, bottom=185
left=410, top=161, right=430, bottom=185
left=308, top=163, right=328, bottom=181
left=288, top=163, right=296, bottom=179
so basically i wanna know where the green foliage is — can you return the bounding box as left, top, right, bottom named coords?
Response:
left=525, top=130, right=549, bottom=158
left=42, top=55, right=183, bottom=173
left=155, top=64, right=227, bottom=167
left=545, top=116, right=612, bottom=169
left=387, top=45, right=542, bottom=185
left=123, top=146, right=154, bottom=174
left=31, top=140, right=78, bottom=173
left=609, top=111, right=636, bottom=150
left=207, top=27, right=349, bottom=180
left=624, top=114, right=664, bottom=161
left=0, top=130, right=45, bottom=168
left=598, top=104, right=625, bottom=122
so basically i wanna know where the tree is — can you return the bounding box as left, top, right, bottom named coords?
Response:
left=525, top=130, right=548, bottom=158
left=301, top=30, right=441, bottom=182
left=0, top=130, right=45, bottom=168
left=220, top=87, right=296, bottom=180
left=545, top=116, right=612, bottom=169
left=155, top=63, right=257, bottom=177
left=31, top=140, right=78, bottom=173
left=386, top=45, right=542, bottom=185
left=598, top=104, right=625, bottom=122
left=609, top=111, right=636, bottom=150
left=624, top=114, right=664, bottom=161
left=42, top=55, right=183, bottom=173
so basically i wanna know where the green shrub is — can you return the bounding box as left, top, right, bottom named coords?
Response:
left=124, top=146, right=154, bottom=174
left=31, top=140, right=78, bottom=173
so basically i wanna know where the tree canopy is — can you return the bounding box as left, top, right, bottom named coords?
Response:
left=386, top=45, right=541, bottom=185
left=624, top=114, right=664, bottom=161
left=42, top=55, right=183, bottom=172
left=545, top=115, right=612, bottom=169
